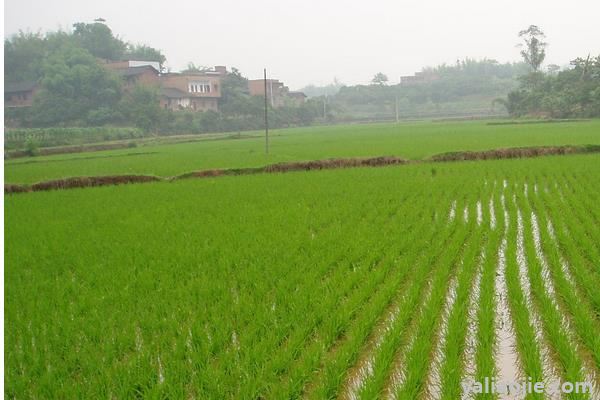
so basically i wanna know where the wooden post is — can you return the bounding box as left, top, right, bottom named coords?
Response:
left=264, top=68, right=269, bottom=155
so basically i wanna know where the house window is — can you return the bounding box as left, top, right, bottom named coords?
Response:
left=188, top=81, right=211, bottom=93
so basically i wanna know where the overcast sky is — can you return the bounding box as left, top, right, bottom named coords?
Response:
left=4, top=0, right=600, bottom=89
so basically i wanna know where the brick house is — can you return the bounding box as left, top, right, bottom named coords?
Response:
left=102, top=60, right=160, bottom=91
left=4, top=81, right=38, bottom=107
left=248, top=78, right=306, bottom=108
left=248, top=78, right=289, bottom=108
left=158, top=66, right=226, bottom=112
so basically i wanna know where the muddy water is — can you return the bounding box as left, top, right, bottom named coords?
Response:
left=341, top=299, right=404, bottom=400
left=425, top=274, right=459, bottom=399
left=490, top=197, right=497, bottom=230
left=461, top=251, right=484, bottom=400
left=516, top=209, right=562, bottom=397
left=494, top=194, right=521, bottom=399
left=384, top=280, right=434, bottom=400
left=449, top=200, right=457, bottom=223
left=545, top=220, right=575, bottom=286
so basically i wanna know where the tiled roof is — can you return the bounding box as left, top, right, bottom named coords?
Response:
left=4, top=81, right=37, bottom=93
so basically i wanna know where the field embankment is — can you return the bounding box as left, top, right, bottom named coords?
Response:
left=5, top=145, right=600, bottom=194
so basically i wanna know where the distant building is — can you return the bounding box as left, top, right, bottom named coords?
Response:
left=288, top=91, right=307, bottom=106
left=102, top=60, right=160, bottom=91
left=248, top=78, right=306, bottom=108
left=4, top=81, right=38, bottom=108
left=158, top=66, right=227, bottom=112
left=400, top=71, right=440, bottom=86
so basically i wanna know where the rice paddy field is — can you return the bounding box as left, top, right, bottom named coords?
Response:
left=4, top=121, right=600, bottom=399
left=5, top=119, right=600, bottom=184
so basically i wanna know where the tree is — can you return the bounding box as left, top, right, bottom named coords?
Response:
left=4, top=31, right=47, bottom=82
left=219, top=67, right=252, bottom=115
left=518, top=25, right=547, bottom=72
left=31, top=43, right=122, bottom=126
left=547, top=64, right=561, bottom=75
left=181, top=62, right=209, bottom=73
left=119, top=85, right=163, bottom=132
left=72, top=21, right=126, bottom=60
left=371, top=72, right=389, bottom=85
left=125, top=44, right=166, bottom=70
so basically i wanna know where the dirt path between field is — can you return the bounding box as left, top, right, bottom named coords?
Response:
left=5, top=145, right=600, bottom=194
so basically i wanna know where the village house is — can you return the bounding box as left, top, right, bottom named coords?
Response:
left=248, top=78, right=288, bottom=108
left=101, top=61, right=226, bottom=111
left=4, top=61, right=304, bottom=114
left=158, top=66, right=227, bottom=112
left=248, top=78, right=306, bottom=108
left=102, top=60, right=161, bottom=90
left=4, top=81, right=38, bottom=108
left=400, top=71, right=440, bottom=86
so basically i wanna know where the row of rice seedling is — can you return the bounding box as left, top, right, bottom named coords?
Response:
left=470, top=190, right=503, bottom=400
left=276, top=177, right=468, bottom=399
left=349, top=204, right=468, bottom=399
left=515, top=184, right=590, bottom=398
left=540, top=176, right=600, bottom=316
left=5, top=154, right=600, bottom=398
left=527, top=179, right=600, bottom=391
left=304, top=179, right=466, bottom=400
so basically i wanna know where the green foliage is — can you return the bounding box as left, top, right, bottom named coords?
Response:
left=30, top=44, right=122, bottom=126
left=518, top=25, right=547, bottom=72
left=4, top=22, right=166, bottom=129
left=119, top=85, right=163, bottom=132
left=4, top=126, right=144, bottom=149
left=329, top=59, right=526, bottom=120
left=299, top=78, right=344, bottom=97
left=72, top=22, right=126, bottom=60
left=4, top=31, right=46, bottom=83
left=371, top=72, right=389, bottom=85
left=24, top=137, right=39, bottom=156
left=502, top=55, right=600, bottom=118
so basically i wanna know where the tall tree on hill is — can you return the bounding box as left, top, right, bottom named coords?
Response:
left=371, top=72, right=389, bottom=85
left=72, top=21, right=126, bottom=60
left=518, top=25, right=547, bottom=72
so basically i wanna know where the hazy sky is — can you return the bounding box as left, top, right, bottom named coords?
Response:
left=4, top=0, right=600, bottom=89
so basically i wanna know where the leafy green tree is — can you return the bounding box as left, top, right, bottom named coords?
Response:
left=4, top=32, right=46, bottom=82
left=219, top=67, right=253, bottom=115
left=371, top=72, right=389, bottom=85
left=72, top=22, right=126, bottom=60
left=31, top=44, right=122, bottom=126
left=119, top=85, right=163, bottom=132
left=518, top=25, right=547, bottom=72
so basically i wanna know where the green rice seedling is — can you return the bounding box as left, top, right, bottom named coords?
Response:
left=515, top=183, right=588, bottom=399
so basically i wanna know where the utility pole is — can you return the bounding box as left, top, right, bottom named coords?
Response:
left=323, top=95, right=327, bottom=119
left=264, top=68, right=269, bottom=155
left=395, top=94, right=399, bottom=123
